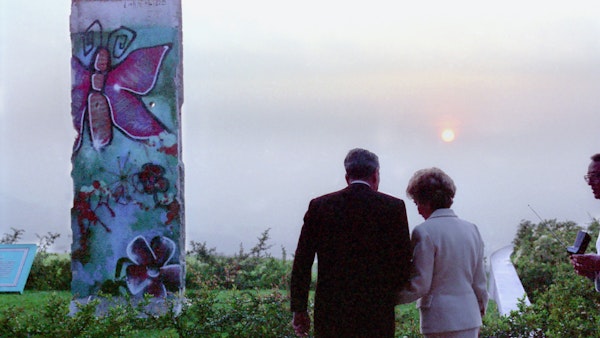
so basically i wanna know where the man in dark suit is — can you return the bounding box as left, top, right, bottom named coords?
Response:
left=290, top=148, right=412, bottom=337
left=571, top=153, right=600, bottom=289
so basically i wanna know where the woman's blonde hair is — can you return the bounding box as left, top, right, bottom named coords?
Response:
left=406, top=167, right=456, bottom=210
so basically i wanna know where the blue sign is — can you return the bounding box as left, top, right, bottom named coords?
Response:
left=0, top=244, right=37, bottom=294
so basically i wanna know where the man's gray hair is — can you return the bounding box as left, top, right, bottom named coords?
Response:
left=344, top=148, right=379, bottom=180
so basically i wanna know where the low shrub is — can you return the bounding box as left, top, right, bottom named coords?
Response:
left=186, top=228, right=293, bottom=290
left=482, top=218, right=600, bottom=337
left=0, top=286, right=297, bottom=337
left=27, top=253, right=72, bottom=291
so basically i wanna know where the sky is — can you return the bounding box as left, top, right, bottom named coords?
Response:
left=2, top=1, right=600, bottom=259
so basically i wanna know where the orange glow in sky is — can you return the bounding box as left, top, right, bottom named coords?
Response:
left=441, top=128, right=456, bottom=142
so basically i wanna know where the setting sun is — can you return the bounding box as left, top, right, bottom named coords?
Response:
left=441, top=129, right=456, bottom=142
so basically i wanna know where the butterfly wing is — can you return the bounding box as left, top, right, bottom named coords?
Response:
left=104, top=44, right=171, bottom=139
left=104, top=86, right=167, bottom=139
left=107, top=44, right=171, bottom=95
left=71, top=57, right=91, bottom=150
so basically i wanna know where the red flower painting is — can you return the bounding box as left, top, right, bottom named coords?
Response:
left=125, top=235, right=181, bottom=297
left=136, top=163, right=169, bottom=195
left=71, top=44, right=171, bottom=150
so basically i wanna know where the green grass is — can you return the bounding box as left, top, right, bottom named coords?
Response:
left=0, top=289, right=274, bottom=308
left=0, top=290, right=70, bottom=309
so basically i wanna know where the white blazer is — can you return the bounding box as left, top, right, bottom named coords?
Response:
left=398, top=208, right=489, bottom=335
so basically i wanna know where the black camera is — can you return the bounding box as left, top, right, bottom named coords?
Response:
left=567, top=230, right=591, bottom=255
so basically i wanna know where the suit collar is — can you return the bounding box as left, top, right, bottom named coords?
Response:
left=349, top=180, right=371, bottom=188
left=346, top=182, right=373, bottom=192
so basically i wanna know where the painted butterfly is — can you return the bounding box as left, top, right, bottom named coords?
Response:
left=71, top=44, right=172, bottom=150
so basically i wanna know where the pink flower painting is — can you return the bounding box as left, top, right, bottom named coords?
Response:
left=125, top=235, right=181, bottom=297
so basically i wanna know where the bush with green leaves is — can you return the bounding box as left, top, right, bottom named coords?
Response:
left=481, top=218, right=600, bottom=337
left=0, top=284, right=297, bottom=337
left=0, top=292, right=148, bottom=337
left=187, top=228, right=293, bottom=290
left=512, top=219, right=599, bottom=299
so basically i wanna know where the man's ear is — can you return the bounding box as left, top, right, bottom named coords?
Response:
left=371, top=170, right=380, bottom=191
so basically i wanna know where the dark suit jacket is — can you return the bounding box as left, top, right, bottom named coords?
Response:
left=290, top=183, right=412, bottom=337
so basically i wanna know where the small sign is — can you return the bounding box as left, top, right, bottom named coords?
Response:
left=0, top=244, right=37, bottom=294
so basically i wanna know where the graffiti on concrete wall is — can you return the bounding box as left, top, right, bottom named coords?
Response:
left=70, top=13, right=183, bottom=300
left=72, top=20, right=172, bottom=151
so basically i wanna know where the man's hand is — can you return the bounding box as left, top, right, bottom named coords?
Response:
left=292, top=311, right=310, bottom=337
left=570, top=253, right=600, bottom=279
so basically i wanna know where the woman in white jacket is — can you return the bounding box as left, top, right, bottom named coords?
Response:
left=398, top=167, right=488, bottom=338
